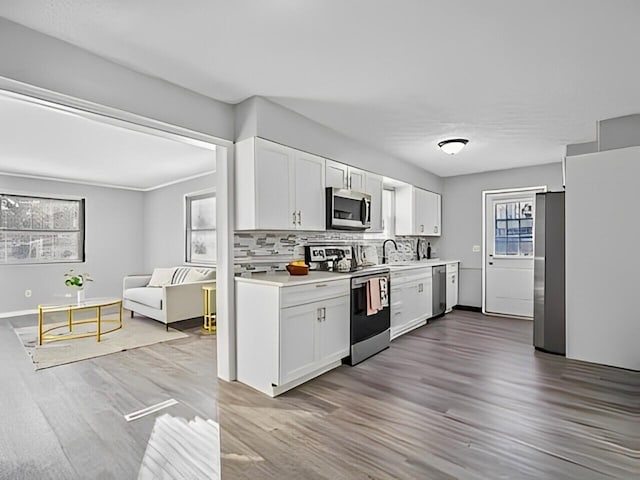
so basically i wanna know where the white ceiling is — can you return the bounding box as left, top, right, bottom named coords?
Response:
left=0, top=95, right=215, bottom=190
left=1, top=1, right=639, bottom=177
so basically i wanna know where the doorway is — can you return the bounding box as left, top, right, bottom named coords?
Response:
left=482, top=187, right=546, bottom=318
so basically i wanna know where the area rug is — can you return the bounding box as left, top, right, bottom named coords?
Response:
left=15, top=317, right=188, bottom=370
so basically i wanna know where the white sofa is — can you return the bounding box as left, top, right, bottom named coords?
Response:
left=123, top=267, right=215, bottom=327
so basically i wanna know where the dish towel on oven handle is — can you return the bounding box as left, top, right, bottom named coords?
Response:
left=367, top=278, right=382, bottom=315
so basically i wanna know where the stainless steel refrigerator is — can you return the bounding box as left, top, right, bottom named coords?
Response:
left=533, top=192, right=565, bottom=355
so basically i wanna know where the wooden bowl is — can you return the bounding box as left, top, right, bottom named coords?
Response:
left=286, top=264, right=309, bottom=276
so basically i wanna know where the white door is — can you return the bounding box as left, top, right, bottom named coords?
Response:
left=326, top=160, right=348, bottom=189
left=348, top=167, right=366, bottom=192
left=294, top=151, right=326, bottom=231
left=318, top=295, right=350, bottom=360
left=484, top=189, right=543, bottom=317
left=279, top=303, right=319, bottom=385
left=364, top=173, right=383, bottom=232
left=254, top=138, right=295, bottom=230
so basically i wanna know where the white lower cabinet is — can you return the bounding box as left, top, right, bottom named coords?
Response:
left=280, top=295, right=350, bottom=385
left=446, top=262, right=459, bottom=313
left=236, top=278, right=350, bottom=397
left=390, top=269, right=432, bottom=339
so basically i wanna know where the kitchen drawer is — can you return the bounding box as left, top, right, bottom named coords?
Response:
left=391, top=269, right=432, bottom=286
left=446, top=263, right=458, bottom=274
left=281, top=279, right=350, bottom=308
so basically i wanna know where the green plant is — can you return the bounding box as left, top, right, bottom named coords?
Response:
left=64, top=269, right=93, bottom=289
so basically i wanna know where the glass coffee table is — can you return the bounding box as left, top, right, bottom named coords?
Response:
left=38, top=297, right=123, bottom=345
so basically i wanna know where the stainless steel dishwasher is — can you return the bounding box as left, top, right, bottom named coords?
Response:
left=432, top=265, right=446, bottom=317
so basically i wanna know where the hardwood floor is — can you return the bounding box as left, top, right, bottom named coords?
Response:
left=0, top=315, right=218, bottom=480
left=1, top=310, right=638, bottom=479
left=219, top=310, right=639, bottom=479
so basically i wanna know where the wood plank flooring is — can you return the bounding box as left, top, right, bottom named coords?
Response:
left=1, top=310, right=638, bottom=479
left=219, top=310, right=639, bottom=479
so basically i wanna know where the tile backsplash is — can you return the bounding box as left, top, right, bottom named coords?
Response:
left=234, top=231, right=440, bottom=274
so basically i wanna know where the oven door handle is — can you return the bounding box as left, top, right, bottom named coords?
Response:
left=352, top=276, right=389, bottom=288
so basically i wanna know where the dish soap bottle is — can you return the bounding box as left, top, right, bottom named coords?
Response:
left=427, top=242, right=431, bottom=260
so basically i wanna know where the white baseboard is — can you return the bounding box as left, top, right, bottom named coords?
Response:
left=0, top=309, right=37, bottom=319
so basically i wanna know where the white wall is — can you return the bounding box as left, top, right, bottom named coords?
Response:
left=0, top=18, right=234, bottom=141
left=235, top=96, right=444, bottom=194
left=0, top=175, right=145, bottom=314
left=143, top=173, right=216, bottom=271
left=440, top=163, right=563, bottom=307
left=565, top=147, right=640, bottom=370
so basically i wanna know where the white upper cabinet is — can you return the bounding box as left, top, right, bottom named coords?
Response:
left=293, top=150, right=326, bottom=231
left=236, top=137, right=326, bottom=231
left=364, top=172, right=384, bottom=232
left=326, top=160, right=349, bottom=189
left=396, top=186, right=442, bottom=236
left=348, top=167, right=366, bottom=192
left=325, top=160, right=367, bottom=192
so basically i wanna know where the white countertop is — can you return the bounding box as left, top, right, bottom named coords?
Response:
left=386, top=259, right=459, bottom=272
left=235, top=270, right=352, bottom=287
left=235, top=259, right=459, bottom=287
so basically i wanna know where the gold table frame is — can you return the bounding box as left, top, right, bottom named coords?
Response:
left=202, top=285, right=217, bottom=334
left=38, top=298, right=123, bottom=345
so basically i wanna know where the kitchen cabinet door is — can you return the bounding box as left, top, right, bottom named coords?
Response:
left=423, top=190, right=441, bottom=236
left=294, top=150, right=326, bottom=231
left=414, top=188, right=442, bottom=236
left=326, top=160, right=348, bottom=189
left=365, top=173, right=384, bottom=232
left=318, top=295, right=350, bottom=361
left=348, top=167, right=366, bottom=192
left=279, top=302, right=319, bottom=385
left=254, top=138, right=295, bottom=230
left=446, top=271, right=458, bottom=313
left=390, top=282, right=406, bottom=338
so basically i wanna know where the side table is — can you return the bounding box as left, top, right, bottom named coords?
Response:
left=202, top=285, right=217, bottom=334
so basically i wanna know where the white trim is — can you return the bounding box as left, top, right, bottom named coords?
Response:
left=0, top=309, right=37, bottom=319
left=0, top=79, right=229, bottom=148
left=0, top=185, right=85, bottom=200
left=481, top=185, right=547, bottom=315
left=144, top=170, right=216, bottom=192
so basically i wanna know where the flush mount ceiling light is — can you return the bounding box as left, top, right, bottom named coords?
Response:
left=438, top=138, right=469, bottom=155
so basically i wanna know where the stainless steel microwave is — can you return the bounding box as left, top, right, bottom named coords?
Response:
left=326, top=187, right=371, bottom=230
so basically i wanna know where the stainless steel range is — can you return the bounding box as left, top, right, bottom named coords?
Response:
left=305, top=245, right=390, bottom=365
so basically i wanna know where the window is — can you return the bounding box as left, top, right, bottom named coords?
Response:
left=0, top=193, right=85, bottom=264
left=494, top=200, right=533, bottom=256
left=382, top=188, right=396, bottom=238
left=186, top=192, right=215, bottom=264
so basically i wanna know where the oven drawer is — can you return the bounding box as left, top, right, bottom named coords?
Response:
left=281, top=279, right=350, bottom=308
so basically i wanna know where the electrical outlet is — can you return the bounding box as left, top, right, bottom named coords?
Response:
left=24, top=289, right=32, bottom=298
left=472, top=245, right=481, bottom=253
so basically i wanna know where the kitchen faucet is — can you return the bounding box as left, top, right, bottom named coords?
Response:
left=382, top=239, right=398, bottom=264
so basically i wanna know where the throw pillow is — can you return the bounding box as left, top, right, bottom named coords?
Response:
left=184, top=268, right=215, bottom=283
left=148, top=268, right=177, bottom=287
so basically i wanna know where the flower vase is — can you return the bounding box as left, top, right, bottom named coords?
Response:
left=77, top=288, right=85, bottom=304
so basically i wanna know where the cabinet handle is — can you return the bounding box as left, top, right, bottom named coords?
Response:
left=452, top=275, right=455, bottom=283
left=322, top=307, right=326, bottom=321
left=420, top=225, right=424, bottom=233
left=315, top=284, right=328, bottom=288
left=434, top=225, right=438, bottom=233
left=292, top=212, right=296, bottom=225
left=297, top=211, right=302, bottom=225
left=317, top=308, right=323, bottom=322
